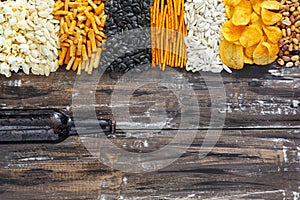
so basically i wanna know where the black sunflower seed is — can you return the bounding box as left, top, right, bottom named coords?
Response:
left=101, top=0, right=151, bottom=76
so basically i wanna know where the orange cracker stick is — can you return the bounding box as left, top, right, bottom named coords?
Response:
left=99, top=31, right=107, bottom=39
left=66, top=57, right=75, bottom=70
left=88, top=29, right=97, bottom=52
left=68, top=20, right=77, bottom=33
left=67, top=12, right=74, bottom=20
left=55, top=11, right=70, bottom=15
left=77, top=35, right=83, bottom=56
left=87, top=40, right=92, bottom=57
left=72, top=57, right=81, bottom=71
left=82, top=45, right=88, bottom=61
left=63, top=22, right=68, bottom=33
left=73, top=9, right=78, bottom=18
left=85, top=19, right=91, bottom=27
left=172, top=33, right=177, bottom=66
left=61, top=42, right=70, bottom=47
left=70, top=43, right=76, bottom=57
left=173, top=0, right=178, bottom=29
left=155, top=0, right=159, bottom=23
left=177, top=0, right=181, bottom=16
left=95, top=3, right=104, bottom=15
left=64, top=48, right=71, bottom=65
left=95, top=34, right=102, bottom=43
left=96, top=39, right=102, bottom=47
left=59, top=47, right=68, bottom=65
left=94, top=15, right=101, bottom=26
left=161, top=6, right=168, bottom=64
left=54, top=2, right=64, bottom=11
left=64, top=0, right=69, bottom=11
left=65, top=15, right=71, bottom=26
left=90, top=16, right=100, bottom=34
left=88, top=52, right=96, bottom=74
left=100, top=15, right=107, bottom=27
left=81, top=60, right=87, bottom=70
left=85, top=59, right=90, bottom=72
left=94, top=47, right=102, bottom=69
left=77, top=62, right=82, bottom=75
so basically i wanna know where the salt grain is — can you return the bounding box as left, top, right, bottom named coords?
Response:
left=184, top=0, right=228, bottom=73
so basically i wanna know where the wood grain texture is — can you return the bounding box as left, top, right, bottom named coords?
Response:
left=0, top=129, right=299, bottom=199
left=0, top=64, right=300, bottom=199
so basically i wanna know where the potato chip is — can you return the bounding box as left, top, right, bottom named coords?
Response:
left=262, top=41, right=279, bottom=57
left=223, top=0, right=242, bottom=7
left=262, top=25, right=282, bottom=43
left=250, top=0, right=264, bottom=14
left=253, top=40, right=276, bottom=65
left=220, top=39, right=244, bottom=70
left=250, top=12, right=263, bottom=29
left=261, top=8, right=282, bottom=25
left=232, top=0, right=253, bottom=26
left=244, top=44, right=257, bottom=58
left=222, top=21, right=245, bottom=42
left=261, top=1, right=281, bottom=10
left=244, top=56, right=254, bottom=64
left=225, top=5, right=234, bottom=19
left=240, top=25, right=262, bottom=47
left=233, top=40, right=242, bottom=45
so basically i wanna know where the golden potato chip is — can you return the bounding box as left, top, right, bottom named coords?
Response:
left=233, top=40, right=242, bottom=45
left=223, top=0, right=242, bottom=7
left=250, top=12, right=260, bottom=23
left=250, top=0, right=264, bottom=14
left=262, top=41, right=279, bottom=57
left=263, top=25, right=282, bottom=43
left=220, top=39, right=244, bottom=70
left=244, top=56, right=254, bottom=64
left=225, top=5, right=234, bottom=19
left=222, top=21, right=245, bottom=42
left=240, top=25, right=262, bottom=47
left=232, top=0, right=253, bottom=26
left=253, top=40, right=276, bottom=65
left=244, top=44, right=257, bottom=58
left=261, top=8, right=282, bottom=25
left=261, top=1, right=281, bottom=10
left=250, top=12, right=263, bottom=29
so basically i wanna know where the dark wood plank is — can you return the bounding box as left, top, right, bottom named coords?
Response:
left=0, top=129, right=299, bottom=199
left=1, top=64, right=300, bottom=199
left=1, top=65, right=300, bottom=129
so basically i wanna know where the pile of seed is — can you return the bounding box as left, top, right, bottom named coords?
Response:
left=103, top=0, right=151, bottom=74
left=101, top=30, right=151, bottom=75
left=277, top=0, right=300, bottom=68
left=184, top=0, right=228, bottom=73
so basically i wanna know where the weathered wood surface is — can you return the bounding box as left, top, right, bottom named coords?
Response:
left=0, top=64, right=300, bottom=199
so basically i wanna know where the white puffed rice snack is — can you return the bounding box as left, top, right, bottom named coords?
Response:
left=0, top=0, right=60, bottom=77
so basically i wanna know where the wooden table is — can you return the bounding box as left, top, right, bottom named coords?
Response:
left=0, top=65, right=299, bottom=199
